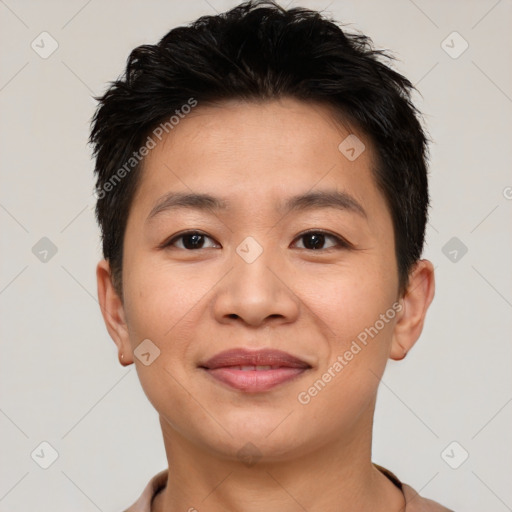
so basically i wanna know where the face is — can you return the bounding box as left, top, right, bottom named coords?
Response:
left=99, top=97, right=423, bottom=463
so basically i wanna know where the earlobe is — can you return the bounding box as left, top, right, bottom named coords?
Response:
left=96, top=259, right=133, bottom=365
left=390, top=259, right=435, bottom=361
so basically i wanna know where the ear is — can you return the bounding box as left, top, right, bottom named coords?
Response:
left=96, top=259, right=133, bottom=366
left=390, top=259, right=435, bottom=361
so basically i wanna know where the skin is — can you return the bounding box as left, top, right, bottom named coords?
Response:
left=97, top=97, right=435, bottom=512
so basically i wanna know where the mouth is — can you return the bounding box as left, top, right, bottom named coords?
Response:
left=198, top=348, right=312, bottom=393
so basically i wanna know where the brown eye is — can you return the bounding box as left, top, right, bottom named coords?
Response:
left=162, top=231, right=219, bottom=250
left=293, top=230, right=351, bottom=250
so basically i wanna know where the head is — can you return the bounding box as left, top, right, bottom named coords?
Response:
left=92, top=1, right=434, bottom=463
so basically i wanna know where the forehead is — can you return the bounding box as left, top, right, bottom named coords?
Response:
left=132, top=97, right=381, bottom=212
left=157, top=98, right=364, bottom=163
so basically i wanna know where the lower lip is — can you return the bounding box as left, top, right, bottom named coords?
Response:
left=202, top=367, right=308, bottom=392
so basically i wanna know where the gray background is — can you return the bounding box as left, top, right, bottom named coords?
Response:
left=1, top=0, right=511, bottom=511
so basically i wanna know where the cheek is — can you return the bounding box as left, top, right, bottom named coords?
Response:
left=121, top=261, right=207, bottom=426
left=121, top=255, right=224, bottom=397
left=299, top=261, right=398, bottom=345
left=123, top=254, right=205, bottom=341
left=297, top=272, right=397, bottom=427
left=294, top=261, right=398, bottom=414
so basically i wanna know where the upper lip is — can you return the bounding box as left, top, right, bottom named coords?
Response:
left=199, top=348, right=311, bottom=370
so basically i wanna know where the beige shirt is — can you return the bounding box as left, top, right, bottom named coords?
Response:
left=124, top=464, right=454, bottom=511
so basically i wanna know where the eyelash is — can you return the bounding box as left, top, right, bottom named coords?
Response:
left=160, top=229, right=353, bottom=251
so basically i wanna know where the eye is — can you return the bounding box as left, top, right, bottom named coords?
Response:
left=292, top=230, right=352, bottom=251
left=161, top=231, right=219, bottom=250
left=160, top=229, right=352, bottom=251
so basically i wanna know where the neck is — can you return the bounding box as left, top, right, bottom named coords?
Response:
left=152, top=405, right=405, bottom=512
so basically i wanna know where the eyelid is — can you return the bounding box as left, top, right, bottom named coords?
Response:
left=161, top=229, right=353, bottom=251
left=292, top=229, right=353, bottom=250
left=159, top=230, right=219, bottom=250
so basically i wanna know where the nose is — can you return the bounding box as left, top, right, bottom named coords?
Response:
left=211, top=242, right=300, bottom=328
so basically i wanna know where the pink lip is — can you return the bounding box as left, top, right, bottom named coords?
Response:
left=199, top=348, right=311, bottom=393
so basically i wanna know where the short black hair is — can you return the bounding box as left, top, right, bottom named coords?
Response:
left=90, top=0, right=430, bottom=300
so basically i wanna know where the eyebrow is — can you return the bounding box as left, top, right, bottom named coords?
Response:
left=145, top=189, right=367, bottom=224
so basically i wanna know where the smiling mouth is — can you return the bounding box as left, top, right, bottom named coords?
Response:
left=198, top=347, right=312, bottom=392
left=201, top=365, right=310, bottom=392
left=223, top=365, right=281, bottom=370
